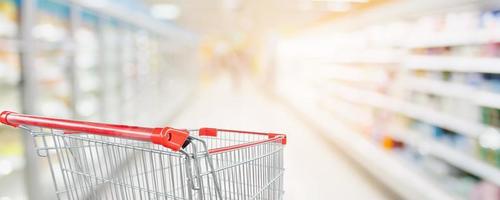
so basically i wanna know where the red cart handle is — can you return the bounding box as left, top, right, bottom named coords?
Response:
left=199, top=127, right=287, bottom=154
left=199, top=127, right=287, bottom=145
left=0, top=111, right=189, bottom=151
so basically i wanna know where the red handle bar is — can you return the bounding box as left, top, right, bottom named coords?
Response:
left=0, top=111, right=189, bottom=151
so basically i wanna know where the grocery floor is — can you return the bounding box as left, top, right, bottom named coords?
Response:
left=170, top=78, right=393, bottom=200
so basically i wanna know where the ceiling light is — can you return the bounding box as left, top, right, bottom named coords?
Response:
left=327, top=2, right=351, bottom=12
left=313, top=0, right=369, bottom=3
left=150, top=4, right=180, bottom=20
left=223, top=0, right=241, bottom=11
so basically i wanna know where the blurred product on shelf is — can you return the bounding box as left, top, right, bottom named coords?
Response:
left=101, top=21, right=121, bottom=122
left=75, top=10, right=100, bottom=120
left=482, top=10, right=500, bottom=29
left=35, top=0, right=72, bottom=118
left=483, top=107, right=500, bottom=128
left=0, top=0, right=17, bottom=38
left=478, top=129, right=500, bottom=168
left=471, top=181, right=500, bottom=200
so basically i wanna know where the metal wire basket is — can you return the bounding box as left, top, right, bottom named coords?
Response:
left=0, top=111, right=287, bottom=200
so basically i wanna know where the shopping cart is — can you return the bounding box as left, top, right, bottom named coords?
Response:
left=0, top=111, right=286, bottom=200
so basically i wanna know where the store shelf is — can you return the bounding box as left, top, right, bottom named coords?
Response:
left=317, top=50, right=403, bottom=65
left=327, top=83, right=500, bottom=185
left=393, top=129, right=500, bottom=186
left=404, top=55, right=500, bottom=74
left=401, top=77, right=500, bottom=109
left=69, top=0, right=196, bottom=41
left=36, top=40, right=74, bottom=52
left=0, top=40, right=65, bottom=54
left=405, top=29, right=500, bottom=48
left=325, top=84, right=490, bottom=137
left=329, top=56, right=401, bottom=65
left=282, top=97, right=455, bottom=200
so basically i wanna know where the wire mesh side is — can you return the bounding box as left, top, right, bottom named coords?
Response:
left=189, top=130, right=285, bottom=200
left=27, top=126, right=192, bottom=200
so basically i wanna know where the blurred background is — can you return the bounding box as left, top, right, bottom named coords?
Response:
left=1, top=0, right=500, bottom=199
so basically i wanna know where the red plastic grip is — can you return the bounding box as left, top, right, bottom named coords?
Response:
left=0, top=111, right=189, bottom=151
left=199, top=127, right=218, bottom=137
left=269, top=133, right=287, bottom=145
left=151, top=128, right=189, bottom=151
left=0, top=111, right=18, bottom=127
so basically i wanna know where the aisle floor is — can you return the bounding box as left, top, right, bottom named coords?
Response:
left=170, top=80, right=393, bottom=200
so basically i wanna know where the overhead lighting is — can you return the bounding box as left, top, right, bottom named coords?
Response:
left=150, top=4, right=180, bottom=20
left=327, top=2, right=351, bottom=12
left=222, top=0, right=241, bottom=11
left=313, top=0, right=369, bottom=3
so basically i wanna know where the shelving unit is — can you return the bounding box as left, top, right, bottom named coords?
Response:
left=400, top=77, right=500, bottom=110
left=405, top=29, right=500, bottom=48
left=315, top=86, right=500, bottom=197
left=281, top=95, right=456, bottom=200
left=392, top=129, right=500, bottom=186
left=311, top=77, right=500, bottom=198
left=0, top=0, right=199, bottom=199
left=325, top=83, right=491, bottom=138
left=276, top=2, right=500, bottom=198
left=404, top=55, right=500, bottom=74
left=68, top=0, right=194, bottom=41
left=17, top=0, right=198, bottom=122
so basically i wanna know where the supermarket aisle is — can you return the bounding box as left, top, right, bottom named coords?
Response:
left=170, top=78, right=392, bottom=200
